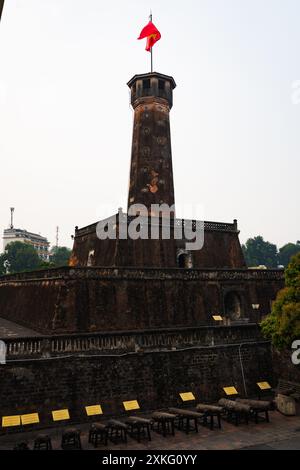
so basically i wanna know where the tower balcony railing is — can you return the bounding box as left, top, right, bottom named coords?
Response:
left=3, top=323, right=264, bottom=360
left=73, top=217, right=238, bottom=238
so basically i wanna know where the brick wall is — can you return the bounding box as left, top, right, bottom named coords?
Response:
left=0, top=339, right=273, bottom=432
left=272, top=348, right=300, bottom=384
left=0, top=267, right=284, bottom=334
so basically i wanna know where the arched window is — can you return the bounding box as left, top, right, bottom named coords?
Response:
left=177, top=250, right=192, bottom=268
left=224, top=291, right=242, bottom=320
left=87, top=250, right=95, bottom=267
left=178, top=253, right=186, bottom=268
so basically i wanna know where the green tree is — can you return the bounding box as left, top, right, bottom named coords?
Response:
left=0, top=253, right=6, bottom=275
left=50, top=246, right=71, bottom=267
left=261, top=252, right=300, bottom=349
left=278, top=241, right=300, bottom=267
left=242, top=236, right=278, bottom=268
left=1, top=241, right=41, bottom=274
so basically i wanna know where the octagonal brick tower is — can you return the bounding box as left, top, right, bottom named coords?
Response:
left=70, top=71, right=247, bottom=269
left=127, top=72, right=176, bottom=216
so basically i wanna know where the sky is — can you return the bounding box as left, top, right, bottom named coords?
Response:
left=0, top=0, right=299, bottom=250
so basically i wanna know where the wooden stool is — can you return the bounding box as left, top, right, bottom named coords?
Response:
left=61, top=428, right=82, bottom=450
left=196, top=404, right=223, bottom=430
left=34, top=434, right=52, bottom=450
left=236, top=398, right=271, bottom=423
left=168, top=407, right=203, bottom=434
left=218, top=399, right=250, bottom=426
left=125, top=416, right=152, bottom=442
left=151, top=411, right=176, bottom=437
left=13, top=441, right=30, bottom=451
left=89, top=423, right=108, bottom=447
left=107, top=419, right=128, bottom=444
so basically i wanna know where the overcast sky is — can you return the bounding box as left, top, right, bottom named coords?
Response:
left=0, top=0, right=299, bottom=249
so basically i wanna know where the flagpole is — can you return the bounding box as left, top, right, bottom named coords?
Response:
left=149, top=10, right=153, bottom=72
left=151, top=48, right=153, bottom=73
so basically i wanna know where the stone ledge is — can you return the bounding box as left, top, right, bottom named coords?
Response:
left=4, top=324, right=265, bottom=360
left=0, top=266, right=284, bottom=283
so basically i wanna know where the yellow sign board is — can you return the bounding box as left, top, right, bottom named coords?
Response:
left=85, top=405, right=103, bottom=416
left=257, top=381, right=271, bottom=390
left=21, top=413, right=40, bottom=425
left=123, top=400, right=140, bottom=411
left=2, top=415, right=21, bottom=427
left=223, top=386, right=238, bottom=396
left=212, top=315, right=223, bottom=321
left=180, top=392, right=195, bottom=402
left=52, top=409, right=70, bottom=421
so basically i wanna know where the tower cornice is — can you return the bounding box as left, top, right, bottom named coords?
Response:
left=127, top=72, right=176, bottom=89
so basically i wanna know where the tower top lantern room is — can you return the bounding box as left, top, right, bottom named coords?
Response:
left=127, top=72, right=176, bottom=109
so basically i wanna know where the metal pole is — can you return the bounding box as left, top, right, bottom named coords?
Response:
left=10, top=207, right=14, bottom=229
left=239, top=343, right=247, bottom=397
left=150, top=10, right=153, bottom=73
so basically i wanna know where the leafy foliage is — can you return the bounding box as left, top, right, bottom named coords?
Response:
left=278, top=241, right=300, bottom=267
left=261, top=252, right=300, bottom=349
left=50, top=246, right=71, bottom=267
left=242, top=237, right=300, bottom=268
left=242, top=236, right=278, bottom=268
left=0, top=241, right=41, bottom=274
left=0, top=253, right=6, bottom=275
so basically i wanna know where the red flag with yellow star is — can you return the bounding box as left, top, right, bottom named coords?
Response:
left=138, top=21, right=161, bottom=51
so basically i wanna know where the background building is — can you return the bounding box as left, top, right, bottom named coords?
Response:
left=3, top=228, right=50, bottom=261
left=2, top=208, right=49, bottom=261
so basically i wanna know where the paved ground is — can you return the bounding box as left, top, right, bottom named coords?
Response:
left=0, top=317, right=39, bottom=338
left=0, top=411, right=299, bottom=450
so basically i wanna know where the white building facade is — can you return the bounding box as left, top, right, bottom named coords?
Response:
left=3, top=228, right=50, bottom=261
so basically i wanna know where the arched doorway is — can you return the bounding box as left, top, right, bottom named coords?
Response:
left=224, top=291, right=242, bottom=320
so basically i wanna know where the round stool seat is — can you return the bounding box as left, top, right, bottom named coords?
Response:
left=91, top=422, right=107, bottom=430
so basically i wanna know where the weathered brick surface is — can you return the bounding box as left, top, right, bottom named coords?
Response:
left=0, top=340, right=273, bottom=430
left=0, top=267, right=283, bottom=334
left=272, top=348, right=300, bottom=383
left=71, top=221, right=247, bottom=269
left=0, top=71, right=284, bottom=435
